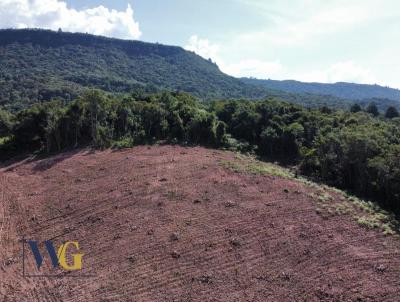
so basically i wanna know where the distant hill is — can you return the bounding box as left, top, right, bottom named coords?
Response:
left=242, top=78, right=400, bottom=102
left=1, top=29, right=399, bottom=112
left=0, top=29, right=269, bottom=111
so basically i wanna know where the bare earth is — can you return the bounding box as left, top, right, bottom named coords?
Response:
left=0, top=145, right=399, bottom=301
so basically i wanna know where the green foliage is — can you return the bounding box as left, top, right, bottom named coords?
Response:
left=0, top=109, right=14, bottom=137
left=242, top=78, right=400, bottom=103
left=366, top=102, right=379, bottom=117
left=3, top=90, right=400, bottom=215
left=385, top=106, right=399, bottom=119
left=2, top=29, right=399, bottom=115
left=112, top=137, right=135, bottom=149
left=5, top=90, right=224, bottom=153
left=0, top=29, right=269, bottom=111
left=350, top=103, right=362, bottom=113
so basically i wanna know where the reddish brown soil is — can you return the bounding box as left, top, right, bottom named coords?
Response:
left=1, top=145, right=399, bottom=301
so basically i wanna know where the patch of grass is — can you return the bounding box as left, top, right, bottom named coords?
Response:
left=318, top=192, right=333, bottom=202
left=166, top=190, right=177, bottom=200
left=0, top=136, right=11, bottom=145
left=382, top=224, right=396, bottom=236
left=245, top=163, right=293, bottom=178
left=112, top=137, right=134, bottom=149
left=220, top=152, right=399, bottom=236
left=310, top=190, right=398, bottom=236
left=219, top=157, right=293, bottom=179
left=166, top=190, right=185, bottom=201
left=357, top=217, right=381, bottom=229
left=334, top=203, right=353, bottom=215
left=219, top=160, right=242, bottom=173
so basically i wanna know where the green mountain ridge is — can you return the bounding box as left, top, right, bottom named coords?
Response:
left=0, top=28, right=269, bottom=111
left=1, top=29, right=399, bottom=112
left=242, top=78, right=400, bottom=102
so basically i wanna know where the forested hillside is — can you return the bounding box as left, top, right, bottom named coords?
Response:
left=0, top=29, right=269, bottom=111
left=2, top=29, right=398, bottom=113
left=243, top=78, right=400, bottom=104
left=1, top=90, right=400, bottom=215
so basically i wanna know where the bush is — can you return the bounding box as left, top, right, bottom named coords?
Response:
left=112, top=137, right=135, bottom=149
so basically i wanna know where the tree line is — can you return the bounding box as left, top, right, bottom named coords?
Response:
left=1, top=91, right=400, bottom=214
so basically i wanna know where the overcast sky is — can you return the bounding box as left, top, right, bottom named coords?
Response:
left=1, top=0, right=400, bottom=88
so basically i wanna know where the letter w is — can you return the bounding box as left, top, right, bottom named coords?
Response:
left=28, top=240, right=59, bottom=269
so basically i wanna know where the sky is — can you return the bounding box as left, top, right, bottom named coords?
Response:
left=1, top=0, right=400, bottom=88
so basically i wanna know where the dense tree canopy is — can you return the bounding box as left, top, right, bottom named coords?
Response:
left=0, top=29, right=269, bottom=111
left=242, top=78, right=400, bottom=102
left=1, top=29, right=399, bottom=114
left=2, top=91, right=400, bottom=215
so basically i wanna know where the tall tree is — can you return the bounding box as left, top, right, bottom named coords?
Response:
left=366, top=102, right=379, bottom=117
left=0, top=109, right=14, bottom=137
left=385, top=106, right=399, bottom=119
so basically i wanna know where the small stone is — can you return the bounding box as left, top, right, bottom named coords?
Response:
left=281, top=272, right=290, bottom=280
left=224, top=228, right=233, bottom=234
left=127, top=255, right=136, bottom=263
left=129, top=225, right=138, bottom=232
left=375, top=264, right=386, bottom=273
left=4, top=257, right=14, bottom=266
left=170, top=232, right=180, bottom=241
left=196, top=275, right=213, bottom=284
left=230, top=238, right=241, bottom=247
left=225, top=201, right=236, bottom=208
left=171, top=251, right=181, bottom=259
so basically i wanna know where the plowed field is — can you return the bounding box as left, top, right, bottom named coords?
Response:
left=1, top=145, right=399, bottom=301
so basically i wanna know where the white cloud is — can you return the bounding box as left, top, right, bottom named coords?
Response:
left=226, top=0, right=400, bottom=88
left=234, top=0, right=399, bottom=46
left=185, top=35, right=220, bottom=62
left=221, top=59, right=283, bottom=79
left=0, top=0, right=141, bottom=39
left=298, top=61, right=376, bottom=84
left=185, top=35, right=283, bottom=79
left=184, top=35, right=380, bottom=86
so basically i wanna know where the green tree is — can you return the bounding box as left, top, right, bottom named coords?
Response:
left=44, top=101, right=63, bottom=152
left=385, top=106, right=399, bottom=119
left=13, top=104, right=48, bottom=150
left=366, top=102, right=379, bottom=117
left=350, top=103, right=362, bottom=113
left=0, top=109, right=14, bottom=137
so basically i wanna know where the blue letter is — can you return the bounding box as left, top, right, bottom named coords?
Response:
left=27, top=240, right=59, bottom=269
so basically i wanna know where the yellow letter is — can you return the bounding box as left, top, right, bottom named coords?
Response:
left=57, top=241, right=84, bottom=271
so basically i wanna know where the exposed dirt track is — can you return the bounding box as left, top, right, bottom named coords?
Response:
left=0, top=145, right=399, bottom=302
